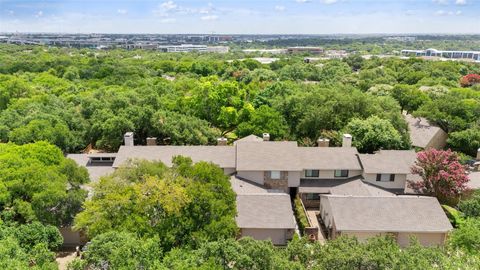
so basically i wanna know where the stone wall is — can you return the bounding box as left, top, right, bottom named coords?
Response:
left=264, top=171, right=289, bottom=192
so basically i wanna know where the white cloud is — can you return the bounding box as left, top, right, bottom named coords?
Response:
left=322, top=0, right=339, bottom=4
left=455, top=0, right=466, bottom=5
left=201, top=15, right=218, bottom=21
left=295, top=0, right=311, bottom=3
left=35, top=11, right=43, bottom=18
left=117, top=9, right=127, bottom=15
left=456, top=10, right=462, bottom=15
left=161, top=1, right=177, bottom=11
left=432, top=0, right=448, bottom=4
left=435, top=10, right=446, bottom=15
left=275, top=5, right=286, bottom=11
left=435, top=9, right=460, bottom=16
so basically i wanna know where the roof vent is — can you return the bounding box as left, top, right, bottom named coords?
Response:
left=217, top=137, right=228, bottom=146
left=146, top=137, right=157, bottom=146
left=317, top=138, right=330, bottom=147
left=263, top=133, right=270, bottom=141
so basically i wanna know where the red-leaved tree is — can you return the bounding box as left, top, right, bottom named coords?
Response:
left=409, top=149, right=470, bottom=204
left=460, top=74, right=480, bottom=87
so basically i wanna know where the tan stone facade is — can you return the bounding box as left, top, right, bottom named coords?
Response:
left=264, top=171, right=289, bottom=192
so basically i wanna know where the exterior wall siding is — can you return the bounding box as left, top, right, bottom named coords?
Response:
left=240, top=228, right=294, bottom=245
left=301, top=169, right=362, bottom=179
left=397, top=232, right=446, bottom=247
left=363, top=173, right=407, bottom=189
left=237, top=171, right=264, bottom=185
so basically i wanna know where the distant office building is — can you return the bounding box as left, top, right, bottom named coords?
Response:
left=402, top=48, right=480, bottom=61
left=242, top=49, right=287, bottom=54
left=287, top=46, right=324, bottom=55
left=158, top=44, right=229, bottom=53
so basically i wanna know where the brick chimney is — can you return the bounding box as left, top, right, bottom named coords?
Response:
left=124, top=132, right=134, bottom=146
left=317, top=138, right=330, bottom=147
left=263, top=133, right=270, bottom=141
left=146, top=137, right=157, bottom=146
left=217, top=137, right=228, bottom=146
left=342, top=134, right=352, bottom=148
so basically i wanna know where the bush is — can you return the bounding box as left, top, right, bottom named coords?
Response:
left=458, top=192, right=480, bottom=218
left=293, top=196, right=309, bottom=234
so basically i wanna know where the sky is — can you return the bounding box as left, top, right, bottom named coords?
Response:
left=0, top=0, right=479, bottom=34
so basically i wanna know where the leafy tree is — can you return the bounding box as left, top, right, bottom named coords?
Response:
left=343, top=116, right=405, bottom=153
left=409, top=149, right=470, bottom=204
left=151, top=110, right=220, bottom=145
left=0, top=142, right=89, bottom=226
left=74, top=159, right=237, bottom=251
left=458, top=191, right=480, bottom=218
left=447, top=128, right=480, bottom=157
left=460, top=74, right=480, bottom=87
left=236, top=105, right=289, bottom=140
left=449, top=218, right=480, bottom=254
left=391, top=84, right=430, bottom=113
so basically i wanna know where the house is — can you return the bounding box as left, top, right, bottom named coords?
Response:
left=319, top=195, right=453, bottom=247
left=68, top=132, right=452, bottom=246
left=358, top=150, right=417, bottom=194
left=405, top=114, right=448, bottom=150
left=236, top=193, right=296, bottom=245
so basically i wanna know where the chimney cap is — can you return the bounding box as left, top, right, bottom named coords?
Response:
left=343, top=134, right=352, bottom=138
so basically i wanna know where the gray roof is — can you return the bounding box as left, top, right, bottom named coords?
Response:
left=323, top=195, right=452, bottom=232
left=299, top=178, right=394, bottom=196
left=405, top=114, right=447, bottom=148
left=67, top=154, right=115, bottom=181
left=113, top=146, right=236, bottom=168
left=236, top=194, right=296, bottom=229
left=236, top=141, right=301, bottom=171
left=299, top=147, right=362, bottom=170
left=233, top=134, right=263, bottom=145
left=467, top=172, right=480, bottom=189
left=359, top=150, right=417, bottom=174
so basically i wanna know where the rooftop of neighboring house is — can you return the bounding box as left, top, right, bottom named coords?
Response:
left=113, top=145, right=236, bottom=169
left=235, top=141, right=301, bottom=171
left=405, top=114, right=447, bottom=149
left=236, top=193, right=296, bottom=229
left=358, top=150, right=417, bottom=174
left=298, top=147, right=362, bottom=171
left=66, top=153, right=115, bottom=181
left=322, top=195, right=453, bottom=233
left=299, top=177, right=395, bottom=196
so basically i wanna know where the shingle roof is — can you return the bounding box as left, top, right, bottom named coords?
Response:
left=236, top=141, right=301, bottom=171
left=323, top=195, right=452, bottom=232
left=67, top=154, right=115, bottom=181
left=405, top=114, right=447, bottom=149
left=299, top=178, right=394, bottom=196
left=233, top=134, right=263, bottom=145
left=236, top=194, right=296, bottom=229
left=112, top=146, right=236, bottom=168
left=299, top=147, right=362, bottom=170
left=359, top=150, right=417, bottom=174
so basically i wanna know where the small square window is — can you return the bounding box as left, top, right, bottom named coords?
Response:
left=376, top=174, right=395, bottom=182
left=334, top=170, right=349, bottom=178
left=270, top=171, right=281, bottom=179
left=305, top=170, right=319, bottom=178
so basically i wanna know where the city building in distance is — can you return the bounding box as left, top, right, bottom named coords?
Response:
left=402, top=48, right=480, bottom=62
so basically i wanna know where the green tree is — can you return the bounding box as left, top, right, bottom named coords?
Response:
left=448, top=128, right=480, bottom=157
left=449, top=218, right=480, bottom=254
left=343, top=116, right=405, bottom=153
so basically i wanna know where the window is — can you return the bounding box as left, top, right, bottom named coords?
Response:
left=376, top=174, right=395, bottom=182
left=305, top=170, right=319, bottom=178
left=270, top=171, right=281, bottom=179
left=334, top=170, right=349, bottom=178
left=306, top=193, right=320, bottom=200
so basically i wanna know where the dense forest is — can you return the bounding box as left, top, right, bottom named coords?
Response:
left=1, top=42, right=480, bottom=269
left=0, top=43, right=479, bottom=156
